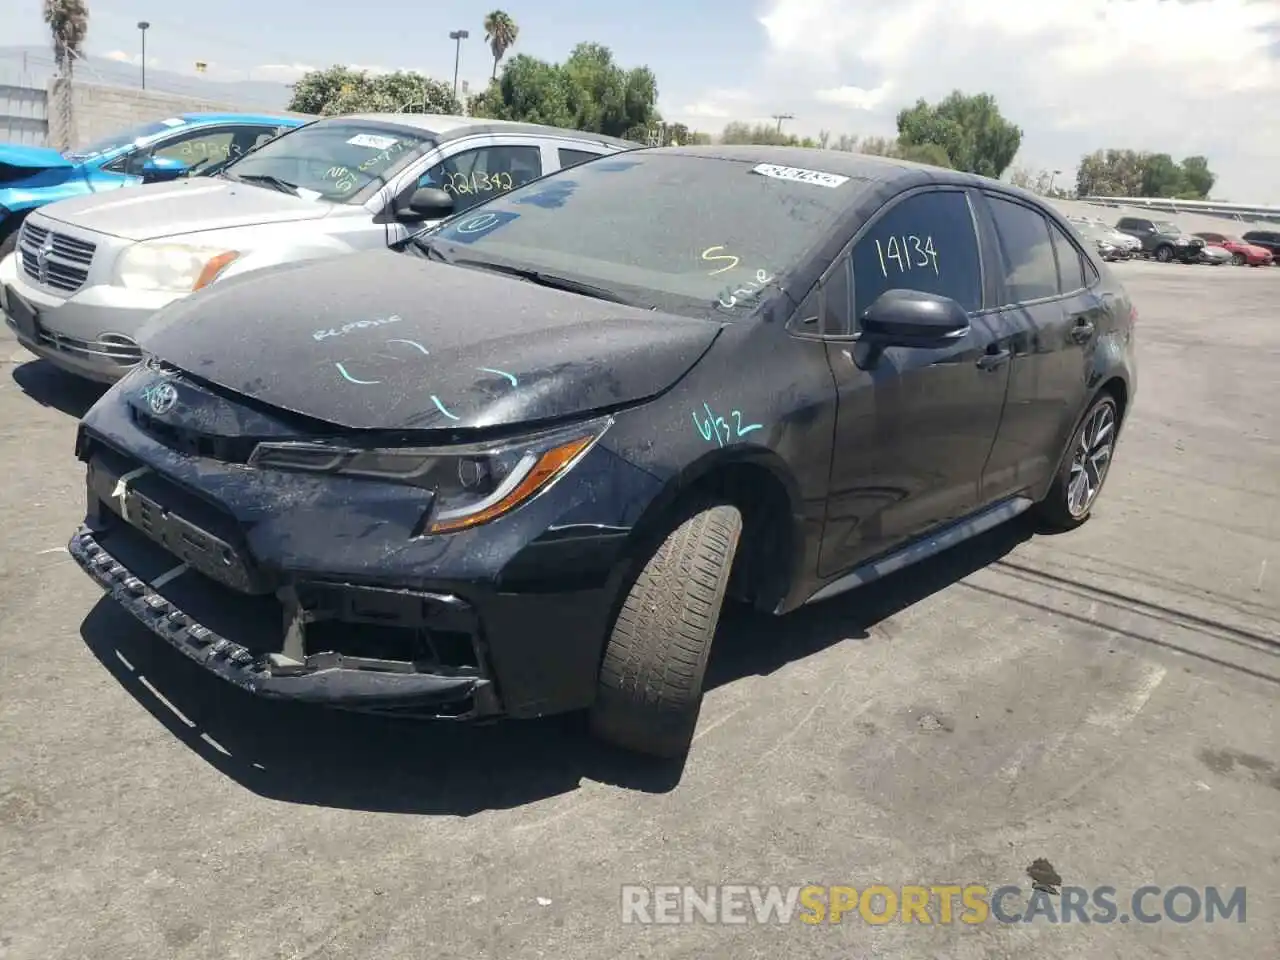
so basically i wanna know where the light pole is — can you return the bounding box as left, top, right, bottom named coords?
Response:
left=771, top=113, right=794, bottom=134
left=137, top=21, right=150, bottom=89
left=449, top=30, right=469, bottom=102
left=1048, top=169, right=1062, bottom=195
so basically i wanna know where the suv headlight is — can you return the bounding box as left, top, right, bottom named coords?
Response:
left=114, top=242, right=240, bottom=293
left=248, top=418, right=610, bottom=534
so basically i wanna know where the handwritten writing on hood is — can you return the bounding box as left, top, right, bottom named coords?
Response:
left=312, top=315, right=403, bottom=342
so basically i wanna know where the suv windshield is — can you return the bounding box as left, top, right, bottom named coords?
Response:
left=222, top=122, right=434, bottom=203
left=1155, top=222, right=1183, bottom=234
left=423, top=152, right=850, bottom=318
left=65, top=119, right=183, bottom=160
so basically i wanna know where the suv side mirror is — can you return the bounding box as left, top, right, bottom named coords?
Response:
left=860, top=289, right=970, bottom=348
left=140, top=155, right=190, bottom=183
left=397, top=186, right=454, bottom=222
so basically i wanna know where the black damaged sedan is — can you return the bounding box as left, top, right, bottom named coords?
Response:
left=69, top=146, right=1136, bottom=758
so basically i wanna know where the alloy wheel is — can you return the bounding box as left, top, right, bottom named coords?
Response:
left=1066, top=401, right=1115, bottom=518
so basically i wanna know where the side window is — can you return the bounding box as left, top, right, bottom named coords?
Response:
left=820, top=257, right=852, bottom=335
left=986, top=196, right=1059, bottom=304
left=557, top=148, right=601, bottom=170
left=128, top=127, right=237, bottom=174
left=851, top=189, right=981, bottom=318
left=1047, top=219, right=1087, bottom=294
left=419, top=144, right=543, bottom=213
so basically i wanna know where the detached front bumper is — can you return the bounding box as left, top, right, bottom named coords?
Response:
left=68, top=523, right=501, bottom=717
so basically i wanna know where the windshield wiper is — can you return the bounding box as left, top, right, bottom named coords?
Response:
left=409, top=234, right=454, bottom=264
left=451, top=258, right=642, bottom=307
left=231, top=173, right=299, bottom=195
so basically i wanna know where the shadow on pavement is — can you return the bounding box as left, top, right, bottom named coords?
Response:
left=79, top=515, right=1035, bottom=815
left=11, top=358, right=107, bottom=418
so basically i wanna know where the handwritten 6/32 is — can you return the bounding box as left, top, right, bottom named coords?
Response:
left=693, top=403, right=763, bottom=447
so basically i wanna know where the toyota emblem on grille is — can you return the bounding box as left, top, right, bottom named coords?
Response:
left=36, top=234, right=54, bottom=285
left=143, top=380, right=178, bottom=415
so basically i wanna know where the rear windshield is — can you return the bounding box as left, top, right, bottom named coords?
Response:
left=222, top=122, right=434, bottom=203
left=65, top=119, right=184, bottom=160
left=425, top=152, right=856, bottom=318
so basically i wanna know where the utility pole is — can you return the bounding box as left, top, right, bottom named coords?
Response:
left=771, top=113, right=794, bottom=134
left=449, top=30, right=469, bottom=103
left=1048, top=169, right=1062, bottom=195
left=137, top=22, right=150, bottom=89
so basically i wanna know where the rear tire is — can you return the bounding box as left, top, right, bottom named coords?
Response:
left=1036, top=394, right=1119, bottom=531
left=589, top=504, right=742, bottom=758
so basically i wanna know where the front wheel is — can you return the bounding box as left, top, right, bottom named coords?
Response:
left=589, top=504, right=742, bottom=758
left=1036, top=394, right=1119, bottom=531
left=1154, top=245, right=1173, bottom=263
left=1232, top=252, right=1247, bottom=266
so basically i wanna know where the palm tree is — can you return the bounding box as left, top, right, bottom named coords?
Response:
left=43, top=0, right=89, bottom=151
left=483, top=10, right=518, bottom=81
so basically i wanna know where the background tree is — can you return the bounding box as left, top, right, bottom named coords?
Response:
left=896, top=90, right=1021, bottom=178
left=288, top=66, right=459, bottom=115
left=483, top=10, right=519, bottom=81
left=43, top=0, right=89, bottom=150
left=1075, top=148, right=1216, bottom=199
left=472, top=43, right=660, bottom=138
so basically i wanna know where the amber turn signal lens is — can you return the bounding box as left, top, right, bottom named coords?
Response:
left=192, top=251, right=240, bottom=291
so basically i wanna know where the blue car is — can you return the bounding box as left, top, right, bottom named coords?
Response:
left=0, top=112, right=304, bottom=258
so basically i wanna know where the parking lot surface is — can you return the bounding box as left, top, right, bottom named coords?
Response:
left=0, top=259, right=1276, bottom=959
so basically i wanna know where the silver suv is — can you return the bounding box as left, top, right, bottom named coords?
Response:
left=0, top=114, right=635, bottom=382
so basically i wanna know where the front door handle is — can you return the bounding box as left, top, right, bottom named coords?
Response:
left=1069, top=320, right=1096, bottom=343
left=976, top=348, right=1011, bottom=371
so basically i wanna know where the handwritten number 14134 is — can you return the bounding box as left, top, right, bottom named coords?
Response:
left=875, top=235, right=938, bottom=278
left=693, top=403, right=763, bottom=447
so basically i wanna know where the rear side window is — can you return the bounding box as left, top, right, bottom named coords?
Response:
left=558, top=148, right=601, bottom=170
left=850, top=190, right=982, bottom=318
left=986, top=196, right=1058, bottom=303
left=1047, top=219, right=1087, bottom=294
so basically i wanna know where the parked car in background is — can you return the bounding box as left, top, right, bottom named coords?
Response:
left=1114, top=216, right=1205, bottom=263
left=0, top=115, right=637, bottom=383
left=1197, top=242, right=1233, bottom=266
left=1240, top=229, right=1280, bottom=262
left=67, top=146, right=1136, bottom=758
left=1069, top=218, right=1135, bottom=260
left=0, top=113, right=302, bottom=259
left=1195, top=232, right=1276, bottom=266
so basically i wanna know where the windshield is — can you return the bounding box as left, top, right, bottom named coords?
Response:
left=1155, top=222, right=1183, bottom=234
left=222, top=122, right=434, bottom=203
left=423, top=152, right=852, bottom=319
left=64, top=119, right=184, bottom=160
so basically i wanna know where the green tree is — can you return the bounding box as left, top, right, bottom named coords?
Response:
left=896, top=90, right=1021, bottom=178
left=720, top=121, right=799, bottom=146
left=857, top=135, right=951, bottom=168
left=483, top=10, right=519, bottom=81
left=43, top=0, right=89, bottom=150
left=473, top=43, right=659, bottom=138
left=1179, top=155, right=1215, bottom=198
left=1075, top=149, right=1216, bottom=199
left=287, top=66, right=459, bottom=116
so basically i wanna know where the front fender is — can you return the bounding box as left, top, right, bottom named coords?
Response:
left=213, top=240, right=357, bottom=282
left=0, top=174, right=93, bottom=215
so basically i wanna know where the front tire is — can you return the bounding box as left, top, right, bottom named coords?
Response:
left=1232, top=252, right=1247, bottom=266
left=1154, top=245, right=1173, bottom=263
left=1037, top=394, right=1119, bottom=531
left=589, top=504, right=742, bottom=758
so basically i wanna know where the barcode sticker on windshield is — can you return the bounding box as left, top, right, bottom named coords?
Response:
left=751, top=163, right=849, bottom=189
left=347, top=133, right=399, bottom=150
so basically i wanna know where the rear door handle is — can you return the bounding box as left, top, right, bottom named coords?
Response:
left=976, top=348, right=1011, bottom=371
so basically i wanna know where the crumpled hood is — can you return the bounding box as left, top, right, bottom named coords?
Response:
left=36, top=176, right=331, bottom=241
left=0, top=143, right=76, bottom=173
left=138, top=249, right=725, bottom=431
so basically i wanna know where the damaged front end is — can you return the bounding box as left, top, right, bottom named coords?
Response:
left=69, top=394, right=505, bottom=719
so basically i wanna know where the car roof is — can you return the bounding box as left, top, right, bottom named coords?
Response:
left=177, top=112, right=305, bottom=126
left=327, top=113, right=640, bottom=149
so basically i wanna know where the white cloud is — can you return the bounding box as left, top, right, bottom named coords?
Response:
left=103, top=50, right=159, bottom=68
left=813, top=83, right=893, bottom=111
left=668, top=88, right=769, bottom=126
left=254, top=63, right=318, bottom=81
left=687, top=0, right=1280, bottom=201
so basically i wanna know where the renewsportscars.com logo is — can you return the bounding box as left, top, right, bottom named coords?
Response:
left=620, top=884, right=1247, bottom=926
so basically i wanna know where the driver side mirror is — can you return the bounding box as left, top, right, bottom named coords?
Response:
left=859, top=289, right=971, bottom=348
left=396, top=186, right=454, bottom=222
left=140, top=155, right=190, bottom=183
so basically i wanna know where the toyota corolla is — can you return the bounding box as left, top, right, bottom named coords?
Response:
left=68, top=146, right=1136, bottom=758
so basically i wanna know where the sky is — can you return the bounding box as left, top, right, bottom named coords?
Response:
left=10, top=0, right=1280, bottom=202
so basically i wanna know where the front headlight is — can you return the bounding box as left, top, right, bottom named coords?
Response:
left=114, top=242, right=240, bottom=293
left=1174, top=238, right=1190, bottom=246
left=248, top=418, right=610, bottom=534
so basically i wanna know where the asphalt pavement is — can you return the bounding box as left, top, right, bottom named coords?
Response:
left=0, top=259, right=1276, bottom=959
